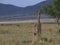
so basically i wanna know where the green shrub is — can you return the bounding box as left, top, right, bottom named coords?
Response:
left=22, top=40, right=32, bottom=43
left=58, top=29, right=60, bottom=33
left=41, top=37, right=48, bottom=42
left=0, top=30, right=10, bottom=34
left=16, top=24, right=20, bottom=27
left=49, top=39, right=52, bottom=43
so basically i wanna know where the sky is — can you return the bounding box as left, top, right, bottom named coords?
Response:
left=0, top=0, right=45, bottom=7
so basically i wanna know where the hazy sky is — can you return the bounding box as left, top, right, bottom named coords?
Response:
left=0, top=0, right=45, bottom=7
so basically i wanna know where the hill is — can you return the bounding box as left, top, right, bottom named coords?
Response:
left=0, top=0, right=52, bottom=15
left=0, top=0, right=52, bottom=21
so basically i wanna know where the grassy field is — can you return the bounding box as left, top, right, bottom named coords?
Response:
left=0, top=23, right=60, bottom=45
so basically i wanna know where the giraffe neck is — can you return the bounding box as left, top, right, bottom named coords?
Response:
left=37, top=15, right=40, bottom=24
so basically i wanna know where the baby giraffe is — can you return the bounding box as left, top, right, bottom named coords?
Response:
left=32, top=11, right=41, bottom=45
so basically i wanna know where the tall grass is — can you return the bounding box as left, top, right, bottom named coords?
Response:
left=0, top=23, right=60, bottom=45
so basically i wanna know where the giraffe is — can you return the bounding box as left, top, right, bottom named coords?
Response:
left=32, top=11, right=41, bottom=44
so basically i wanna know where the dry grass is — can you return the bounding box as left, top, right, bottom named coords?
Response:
left=0, top=23, right=60, bottom=45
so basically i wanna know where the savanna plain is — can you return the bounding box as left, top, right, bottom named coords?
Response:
left=0, top=23, right=60, bottom=45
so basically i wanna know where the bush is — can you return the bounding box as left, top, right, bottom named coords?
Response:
left=0, top=30, right=10, bottom=34
left=49, top=39, right=52, bottom=43
left=16, top=24, right=20, bottom=27
left=22, top=40, right=32, bottom=43
left=41, top=37, right=48, bottom=42
left=58, top=29, right=60, bottom=33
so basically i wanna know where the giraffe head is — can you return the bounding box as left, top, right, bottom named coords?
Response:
left=35, top=11, right=40, bottom=17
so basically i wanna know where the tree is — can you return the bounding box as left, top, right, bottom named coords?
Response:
left=40, top=0, right=60, bottom=28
